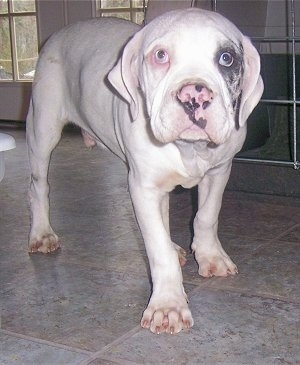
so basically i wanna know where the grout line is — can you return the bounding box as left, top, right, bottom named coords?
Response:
left=56, top=255, right=150, bottom=279
left=216, top=225, right=300, bottom=266
left=76, top=327, right=144, bottom=365
left=189, top=284, right=300, bottom=305
left=0, top=328, right=93, bottom=356
left=79, top=354, right=140, bottom=365
left=236, top=223, right=300, bottom=265
left=268, top=222, right=300, bottom=241
left=90, top=326, right=142, bottom=358
left=183, top=275, right=214, bottom=288
left=180, top=281, right=214, bottom=301
left=220, top=226, right=298, bottom=244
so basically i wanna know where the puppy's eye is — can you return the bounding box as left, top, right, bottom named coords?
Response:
left=219, top=52, right=234, bottom=67
left=154, top=49, right=169, bottom=64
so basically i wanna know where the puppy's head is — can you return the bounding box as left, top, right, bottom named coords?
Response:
left=108, top=8, right=263, bottom=145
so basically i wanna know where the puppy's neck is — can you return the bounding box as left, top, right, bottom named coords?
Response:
left=174, top=140, right=213, bottom=179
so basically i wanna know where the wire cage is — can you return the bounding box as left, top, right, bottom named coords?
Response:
left=200, top=0, right=299, bottom=170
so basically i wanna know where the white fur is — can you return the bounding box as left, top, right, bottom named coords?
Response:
left=27, top=9, right=263, bottom=334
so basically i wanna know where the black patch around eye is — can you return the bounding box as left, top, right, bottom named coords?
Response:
left=215, top=43, right=244, bottom=120
left=215, top=46, right=241, bottom=74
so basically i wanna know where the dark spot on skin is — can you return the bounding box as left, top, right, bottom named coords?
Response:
left=207, top=141, right=218, bottom=148
left=191, top=97, right=200, bottom=109
left=232, top=99, right=237, bottom=109
left=193, top=117, right=207, bottom=129
left=182, top=101, right=194, bottom=114
left=182, top=98, right=200, bottom=114
left=202, top=101, right=210, bottom=110
left=177, top=96, right=207, bottom=129
left=234, top=92, right=242, bottom=130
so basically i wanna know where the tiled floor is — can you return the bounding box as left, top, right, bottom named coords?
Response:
left=0, top=127, right=299, bottom=365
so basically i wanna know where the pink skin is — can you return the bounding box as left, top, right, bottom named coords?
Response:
left=178, top=84, right=213, bottom=106
left=81, top=129, right=97, bottom=148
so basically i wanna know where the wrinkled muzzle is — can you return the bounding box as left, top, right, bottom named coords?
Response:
left=150, top=76, right=234, bottom=145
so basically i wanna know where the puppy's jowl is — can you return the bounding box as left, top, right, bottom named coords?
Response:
left=27, top=9, right=263, bottom=334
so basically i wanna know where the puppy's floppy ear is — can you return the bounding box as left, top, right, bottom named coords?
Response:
left=238, top=36, right=264, bottom=127
left=108, top=30, right=143, bottom=121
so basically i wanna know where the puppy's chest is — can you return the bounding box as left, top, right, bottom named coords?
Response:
left=155, top=171, right=200, bottom=191
left=151, top=143, right=210, bottom=191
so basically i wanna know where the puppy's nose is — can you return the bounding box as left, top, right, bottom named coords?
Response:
left=177, top=84, right=213, bottom=111
left=177, top=84, right=213, bottom=128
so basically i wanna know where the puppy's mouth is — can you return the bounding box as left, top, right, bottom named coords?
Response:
left=178, top=125, right=218, bottom=146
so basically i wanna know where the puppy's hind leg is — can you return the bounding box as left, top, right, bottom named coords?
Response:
left=26, top=98, right=66, bottom=254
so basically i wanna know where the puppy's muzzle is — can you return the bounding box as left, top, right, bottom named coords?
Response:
left=177, top=83, right=214, bottom=129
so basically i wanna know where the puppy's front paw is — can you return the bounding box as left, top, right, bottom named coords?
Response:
left=194, top=250, right=237, bottom=277
left=29, top=233, right=60, bottom=254
left=141, top=294, right=194, bottom=334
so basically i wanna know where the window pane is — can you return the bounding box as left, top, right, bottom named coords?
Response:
left=0, top=0, right=8, bottom=14
left=14, top=15, right=38, bottom=79
left=101, top=0, right=130, bottom=9
left=12, top=0, right=36, bottom=13
left=0, top=17, right=13, bottom=79
left=133, top=10, right=145, bottom=25
left=102, top=11, right=130, bottom=21
left=97, top=0, right=147, bottom=24
left=132, top=0, right=145, bottom=7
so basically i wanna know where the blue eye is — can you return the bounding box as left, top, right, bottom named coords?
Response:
left=155, top=49, right=169, bottom=64
left=219, top=52, right=234, bottom=67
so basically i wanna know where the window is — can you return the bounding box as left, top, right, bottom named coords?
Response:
left=0, top=0, right=38, bottom=81
left=96, top=0, right=148, bottom=25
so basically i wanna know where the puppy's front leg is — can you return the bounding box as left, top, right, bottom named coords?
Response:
left=129, top=174, right=193, bottom=334
left=192, top=162, right=238, bottom=277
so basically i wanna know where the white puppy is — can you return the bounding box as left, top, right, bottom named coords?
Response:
left=26, top=9, right=263, bottom=334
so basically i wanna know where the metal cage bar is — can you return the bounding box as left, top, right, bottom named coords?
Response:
left=291, top=0, right=298, bottom=169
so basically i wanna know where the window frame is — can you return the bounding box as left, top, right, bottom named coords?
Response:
left=95, top=0, right=148, bottom=25
left=0, top=0, right=38, bottom=83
